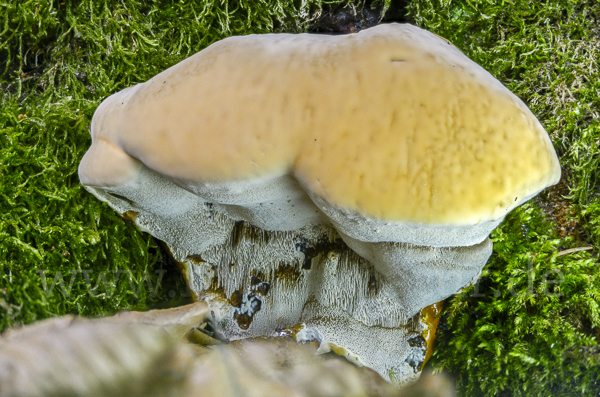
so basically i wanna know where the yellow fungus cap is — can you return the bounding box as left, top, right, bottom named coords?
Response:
left=80, top=23, right=560, bottom=228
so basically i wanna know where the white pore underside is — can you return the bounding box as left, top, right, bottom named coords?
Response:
left=83, top=164, right=492, bottom=383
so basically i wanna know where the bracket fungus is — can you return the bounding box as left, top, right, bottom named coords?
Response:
left=79, top=23, right=561, bottom=383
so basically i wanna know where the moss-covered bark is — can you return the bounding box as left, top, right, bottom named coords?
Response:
left=1, top=0, right=599, bottom=395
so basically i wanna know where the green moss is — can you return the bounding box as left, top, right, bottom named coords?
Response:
left=406, top=0, right=600, bottom=395
left=432, top=205, right=600, bottom=396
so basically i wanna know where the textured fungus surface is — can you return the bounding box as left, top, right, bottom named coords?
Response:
left=79, top=23, right=560, bottom=383
left=80, top=24, right=560, bottom=228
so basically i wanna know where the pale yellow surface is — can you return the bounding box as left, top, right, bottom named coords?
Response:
left=81, top=24, right=560, bottom=225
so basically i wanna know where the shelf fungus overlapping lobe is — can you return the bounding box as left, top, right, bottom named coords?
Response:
left=79, top=23, right=561, bottom=383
